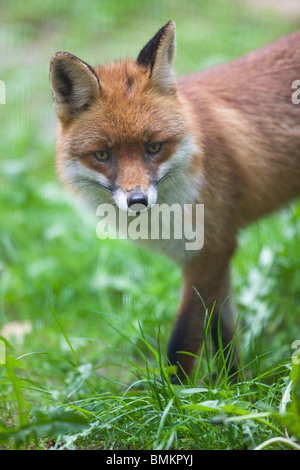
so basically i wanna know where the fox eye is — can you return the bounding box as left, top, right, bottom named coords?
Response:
left=146, top=142, right=162, bottom=155
left=93, top=150, right=110, bottom=162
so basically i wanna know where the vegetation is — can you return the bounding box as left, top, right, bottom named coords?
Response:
left=0, top=0, right=299, bottom=450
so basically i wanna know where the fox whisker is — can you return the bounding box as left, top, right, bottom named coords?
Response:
left=78, top=177, right=113, bottom=194
left=157, top=168, right=183, bottom=187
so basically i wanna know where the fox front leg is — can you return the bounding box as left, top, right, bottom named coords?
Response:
left=167, top=249, right=238, bottom=382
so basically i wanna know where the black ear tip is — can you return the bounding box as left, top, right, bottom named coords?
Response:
left=166, top=20, right=175, bottom=29
left=159, top=21, right=176, bottom=35
left=50, top=52, right=73, bottom=73
left=137, top=21, right=176, bottom=70
left=51, top=51, right=70, bottom=62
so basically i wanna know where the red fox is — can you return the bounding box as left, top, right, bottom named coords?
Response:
left=50, top=22, right=300, bottom=381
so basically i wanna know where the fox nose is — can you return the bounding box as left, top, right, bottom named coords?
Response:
left=127, top=192, right=148, bottom=211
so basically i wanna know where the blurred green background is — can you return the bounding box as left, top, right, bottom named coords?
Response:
left=0, top=0, right=299, bottom=386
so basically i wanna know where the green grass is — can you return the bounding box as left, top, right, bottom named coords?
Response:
left=0, top=0, right=300, bottom=450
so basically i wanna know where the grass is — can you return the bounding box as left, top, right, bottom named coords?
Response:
left=0, top=0, right=300, bottom=451
left=1, top=318, right=300, bottom=450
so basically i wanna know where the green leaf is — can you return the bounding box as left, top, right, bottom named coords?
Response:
left=185, top=400, right=220, bottom=412
left=48, top=300, right=79, bottom=366
left=0, top=408, right=89, bottom=447
left=179, top=387, right=208, bottom=396
left=279, top=361, right=300, bottom=441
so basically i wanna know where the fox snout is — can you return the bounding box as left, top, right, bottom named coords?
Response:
left=114, top=184, right=157, bottom=212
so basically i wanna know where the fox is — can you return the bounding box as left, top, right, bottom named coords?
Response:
left=50, top=21, right=300, bottom=382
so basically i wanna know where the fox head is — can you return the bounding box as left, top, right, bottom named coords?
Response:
left=50, top=21, right=199, bottom=213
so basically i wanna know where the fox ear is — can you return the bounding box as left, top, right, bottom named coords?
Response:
left=137, top=21, right=176, bottom=94
left=49, top=52, right=100, bottom=120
